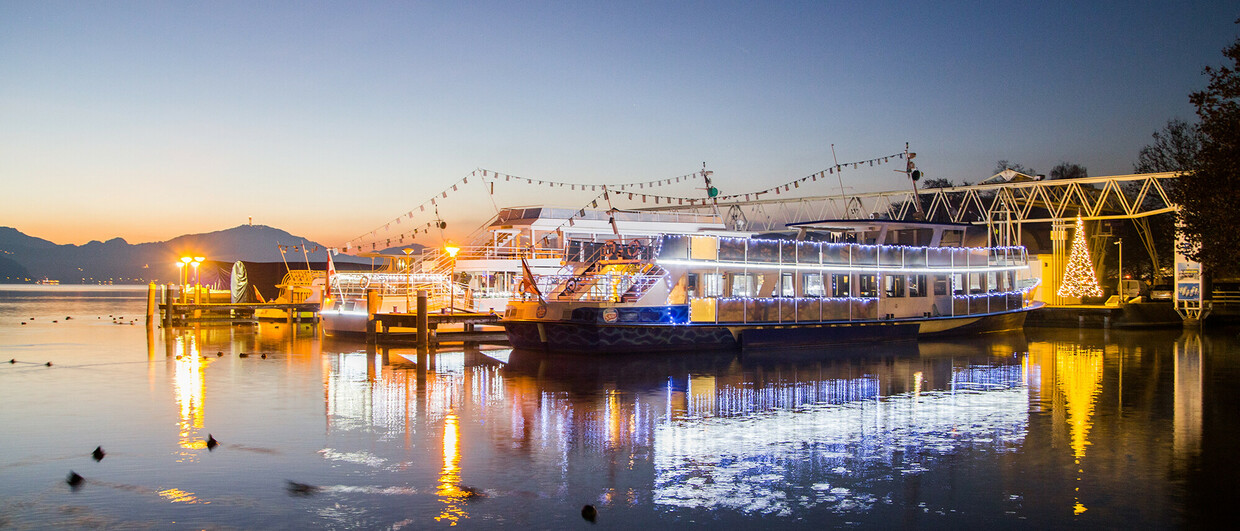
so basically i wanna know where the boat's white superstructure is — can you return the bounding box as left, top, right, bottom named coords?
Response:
left=502, top=219, right=1041, bottom=352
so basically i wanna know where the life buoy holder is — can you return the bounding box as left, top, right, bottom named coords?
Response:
left=624, top=240, right=642, bottom=259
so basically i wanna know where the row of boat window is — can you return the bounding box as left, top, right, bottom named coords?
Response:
left=687, top=271, right=1016, bottom=299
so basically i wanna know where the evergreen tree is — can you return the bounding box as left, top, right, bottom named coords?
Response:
left=1058, top=216, right=1104, bottom=298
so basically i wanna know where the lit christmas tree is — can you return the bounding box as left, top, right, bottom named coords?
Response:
left=1058, top=215, right=1104, bottom=299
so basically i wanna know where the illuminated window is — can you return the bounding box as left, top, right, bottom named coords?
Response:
left=703, top=273, right=723, bottom=297
left=803, top=274, right=826, bottom=297
left=859, top=274, right=878, bottom=297
left=885, top=274, right=905, bottom=297
left=731, top=273, right=757, bottom=297
left=831, top=274, right=850, bottom=297
left=908, top=274, right=927, bottom=297
left=780, top=273, right=795, bottom=297
left=934, top=275, right=948, bottom=296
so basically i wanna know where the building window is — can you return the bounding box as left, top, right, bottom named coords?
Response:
left=934, top=275, right=948, bottom=296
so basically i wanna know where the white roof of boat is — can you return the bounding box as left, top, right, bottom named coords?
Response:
left=786, top=219, right=970, bottom=232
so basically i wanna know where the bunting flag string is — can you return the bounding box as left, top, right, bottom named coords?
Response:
left=532, top=190, right=611, bottom=248
left=343, top=149, right=905, bottom=251
left=474, top=167, right=703, bottom=192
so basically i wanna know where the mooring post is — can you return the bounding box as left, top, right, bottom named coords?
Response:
left=146, top=282, right=157, bottom=327
left=162, top=285, right=174, bottom=328
left=416, top=290, right=428, bottom=348
left=366, top=288, right=379, bottom=342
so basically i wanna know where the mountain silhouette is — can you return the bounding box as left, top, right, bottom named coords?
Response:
left=0, top=224, right=394, bottom=284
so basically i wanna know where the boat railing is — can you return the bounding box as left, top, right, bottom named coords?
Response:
left=688, top=288, right=1030, bottom=324
left=655, top=234, right=1027, bottom=270
left=422, top=245, right=563, bottom=263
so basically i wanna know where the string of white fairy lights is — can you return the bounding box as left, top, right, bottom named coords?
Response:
left=343, top=150, right=908, bottom=253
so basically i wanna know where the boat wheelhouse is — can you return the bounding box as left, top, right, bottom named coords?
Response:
left=502, top=219, right=1040, bottom=352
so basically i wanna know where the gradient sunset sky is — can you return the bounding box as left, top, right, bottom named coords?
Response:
left=2, top=1, right=1236, bottom=248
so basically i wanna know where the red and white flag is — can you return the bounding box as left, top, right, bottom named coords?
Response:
left=519, top=257, right=543, bottom=301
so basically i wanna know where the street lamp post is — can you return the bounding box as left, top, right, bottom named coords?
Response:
left=192, top=256, right=204, bottom=304
left=176, top=261, right=186, bottom=303
left=1114, top=239, right=1123, bottom=300
left=443, top=242, right=461, bottom=314
left=179, top=257, right=192, bottom=302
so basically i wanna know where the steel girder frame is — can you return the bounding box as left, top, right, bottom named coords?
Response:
left=639, top=171, right=1182, bottom=271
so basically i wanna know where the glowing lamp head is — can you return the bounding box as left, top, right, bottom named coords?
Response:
left=194, top=256, right=204, bottom=263
left=443, top=242, right=460, bottom=258
left=180, top=256, right=192, bottom=264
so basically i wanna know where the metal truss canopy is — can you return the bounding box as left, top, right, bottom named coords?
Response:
left=638, top=171, right=1182, bottom=232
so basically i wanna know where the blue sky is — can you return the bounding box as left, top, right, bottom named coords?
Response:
left=2, top=1, right=1235, bottom=247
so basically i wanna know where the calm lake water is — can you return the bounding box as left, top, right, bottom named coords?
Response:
left=1, top=285, right=1237, bottom=529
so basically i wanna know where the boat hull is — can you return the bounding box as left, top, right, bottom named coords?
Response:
left=502, top=305, right=1032, bottom=353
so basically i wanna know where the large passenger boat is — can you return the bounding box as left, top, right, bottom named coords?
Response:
left=502, top=219, right=1040, bottom=352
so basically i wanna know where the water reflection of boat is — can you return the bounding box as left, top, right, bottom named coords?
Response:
left=504, top=219, right=1040, bottom=352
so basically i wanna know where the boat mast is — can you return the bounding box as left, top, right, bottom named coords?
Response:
left=902, top=142, right=926, bottom=221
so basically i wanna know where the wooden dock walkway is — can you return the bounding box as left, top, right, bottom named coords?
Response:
left=146, top=283, right=320, bottom=326
left=368, top=311, right=504, bottom=345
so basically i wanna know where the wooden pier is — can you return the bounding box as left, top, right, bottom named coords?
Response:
left=368, top=312, right=505, bottom=345
left=146, top=283, right=320, bottom=326
left=362, top=289, right=504, bottom=346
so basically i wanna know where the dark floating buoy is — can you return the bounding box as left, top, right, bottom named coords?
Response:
left=216, top=351, right=223, bottom=357
left=52, top=320, right=57, bottom=323
left=92, top=446, right=105, bottom=462
left=286, top=480, right=320, bottom=496
left=581, top=504, right=597, bottom=522
left=238, top=352, right=249, bottom=358
left=45, top=361, right=52, bottom=367
left=261, top=353, right=267, bottom=359
left=21, top=322, right=26, bottom=325
left=459, top=485, right=486, bottom=499
left=9, top=359, right=14, bottom=364
left=67, top=471, right=84, bottom=489
left=65, top=316, right=71, bottom=320
left=206, top=434, right=218, bottom=451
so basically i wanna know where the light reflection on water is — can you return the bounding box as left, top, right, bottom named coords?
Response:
left=0, top=286, right=1234, bottom=528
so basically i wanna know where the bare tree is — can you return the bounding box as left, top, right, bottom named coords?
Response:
left=1049, top=162, right=1088, bottom=180
left=1134, top=118, right=1200, bottom=173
